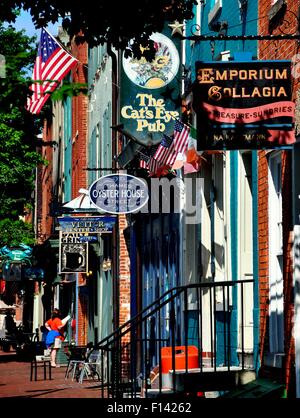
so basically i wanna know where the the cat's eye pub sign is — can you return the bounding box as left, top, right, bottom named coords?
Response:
left=120, top=27, right=182, bottom=146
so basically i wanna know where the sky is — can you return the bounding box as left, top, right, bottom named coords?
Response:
left=9, top=9, right=62, bottom=40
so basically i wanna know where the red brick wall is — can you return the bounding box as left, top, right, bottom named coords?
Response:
left=258, top=1, right=299, bottom=62
left=258, top=151, right=270, bottom=361
left=282, top=151, right=295, bottom=395
left=118, top=214, right=131, bottom=335
left=71, top=38, right=88, bottom=198
left=117, top=123, right=131, bottom=332
left=76, top=273, right=88, bottom=345
left=258, top=0, right=298, bottom=396
left=70, top=37, right=89, bottom=343
left=37, top=119, right=54, bottom=244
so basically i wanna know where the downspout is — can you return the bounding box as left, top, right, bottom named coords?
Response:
left=107, top=43, right=120, bottom=331
left=252, top=150, right=260, bottom=373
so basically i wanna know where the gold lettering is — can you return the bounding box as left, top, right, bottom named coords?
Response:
left=197, top=68, right=214, bottom=83
left=121, top=105, right=133, bottom=118
left=277, top=86, right=287, bottom=97
left=215, top=70, right=227, bottom=81
left=248, top=70, right=258, bottom=80
left=276, top=69, right=287, bottom=79
left=251, top=87, right=261, bottom=97
left=136, top=120, right=148, bottom=131
left=229, top=70, right=238, bottom=80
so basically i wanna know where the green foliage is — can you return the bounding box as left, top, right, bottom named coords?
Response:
left=0, top=218, right=35, bottom=247
left=0, top=0, right=196, bottom=58
left=0, top=23, right=45, bottom=219
left=51, top=81, right=88, bottom=102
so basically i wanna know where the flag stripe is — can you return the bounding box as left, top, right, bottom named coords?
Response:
left=173, top=120, right=190, bottom=154
left=41, top=54, right=77, bottom=94
left=42, top=53, right=76, bottom=88
left=30, top=93, right=51, bottom=114
left=41, top=48, right=68, bottom=79
left=27, top=28, right=78, bottom=114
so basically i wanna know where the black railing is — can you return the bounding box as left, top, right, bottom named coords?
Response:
left=94, top=279, right=254, bottom=398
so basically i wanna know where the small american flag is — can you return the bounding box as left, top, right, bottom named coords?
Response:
left=27, top=28, right=78, bottom=114
left=153, top=134, right=177, bottom=166
left=139, top=159, right=149, bottom=169
left=173, top=120, right=190, bottom=154
left=139, top=152, right=151, bottom=168
left=139, top=145, right=159, bottom=171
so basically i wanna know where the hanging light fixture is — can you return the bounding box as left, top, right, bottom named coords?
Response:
left=106, top=258, right=112, bottom=271
left=102, top=259, right=108, bottom=272
left=102, top=258, right=112, bottom=272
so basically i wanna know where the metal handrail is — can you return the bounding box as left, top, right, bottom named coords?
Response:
left=96, top=279, right=253, bottom=349
left=94, top=279, right=254, bottom=398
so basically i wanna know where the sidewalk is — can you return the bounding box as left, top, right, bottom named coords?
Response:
left=0, top=350, right=102, bottom=398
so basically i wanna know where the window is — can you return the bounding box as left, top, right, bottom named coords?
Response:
left=102, top=103, right=112, bottom=174
left=268, top=152, right=284, bottom=354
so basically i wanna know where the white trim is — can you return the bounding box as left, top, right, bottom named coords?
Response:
left=268, top=151, right=284, bottom=354
left=208, top=0, right=223, bottom=26
left=237, top=151, right=254, bottom=352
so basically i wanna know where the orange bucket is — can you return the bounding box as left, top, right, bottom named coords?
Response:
left=161, top=345, right=199, bottom=374
left=160, top=346, right=199, bottom=388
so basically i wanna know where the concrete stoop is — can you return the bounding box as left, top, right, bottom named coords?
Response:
left=139, top=367, right=257, bottom=398
left=219, top=377, right=285, bottom=398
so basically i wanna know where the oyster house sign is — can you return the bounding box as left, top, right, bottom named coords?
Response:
left=120, top=30, right=181, bottom=145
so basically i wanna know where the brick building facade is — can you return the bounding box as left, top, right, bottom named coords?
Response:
left=258, top=0, right=299, bottom=396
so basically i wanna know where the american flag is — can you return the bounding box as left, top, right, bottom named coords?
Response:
left=173, top=120, right=190, bottom=154
left=139, top=145, right=159, bottom=171
left=139, top=152, right=150, bottom=169
left=27, top=28, right=78, bottom=114
left=153, top=134, right=177, bottom=166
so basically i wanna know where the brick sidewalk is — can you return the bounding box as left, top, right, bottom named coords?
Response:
left=0, top=350, right=102, bottom=398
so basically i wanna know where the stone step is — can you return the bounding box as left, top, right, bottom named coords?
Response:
left=171, top=367, right=256, bottom=392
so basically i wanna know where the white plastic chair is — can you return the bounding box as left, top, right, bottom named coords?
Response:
left=65, top=345, right=90, bottom=381
left=78, top=349, right=101, bottom=384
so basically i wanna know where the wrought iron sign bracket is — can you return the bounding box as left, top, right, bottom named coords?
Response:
left=181, top=5, right=300, bottom=43
left=181, top=33, right=300, bottom=42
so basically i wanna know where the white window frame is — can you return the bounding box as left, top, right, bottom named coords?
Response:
left=268, top=151, right=284, bottom=358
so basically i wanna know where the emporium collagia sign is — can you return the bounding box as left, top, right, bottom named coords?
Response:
left=120, top=31, right=181, bottom=145
left=192, top=60, right=296, bottom=150
left=89, top=174, right=149, bottom=214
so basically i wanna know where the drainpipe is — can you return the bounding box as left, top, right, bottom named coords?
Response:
left=107, top=43, right=120, bottom=331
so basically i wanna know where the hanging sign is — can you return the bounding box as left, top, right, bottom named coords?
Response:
left=89, top=174, right=149, bottom=214
left=59, top=236, right=88, bottom=274
left=57, top=216, right=116, bottom=234
left=192, top=60, right=295, bottom=150
left=120, top=29, right=181, bottom=146
left=0, top=244, right=32, bottom=262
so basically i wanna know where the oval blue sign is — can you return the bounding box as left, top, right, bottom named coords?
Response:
left=89, top=174, right=149, bottom=214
